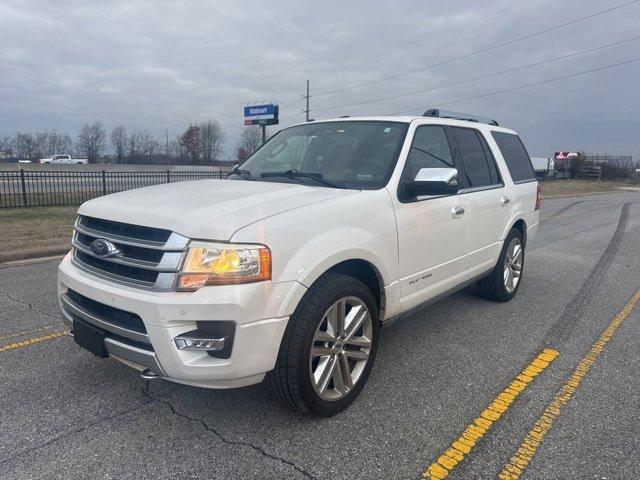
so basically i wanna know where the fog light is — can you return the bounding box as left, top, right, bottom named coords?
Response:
left=174, top=336, right=226, bottom=351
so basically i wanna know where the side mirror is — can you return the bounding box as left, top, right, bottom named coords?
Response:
left=403, top=167, right=459, bottom=197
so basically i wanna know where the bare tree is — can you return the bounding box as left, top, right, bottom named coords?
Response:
left=237, top=126, right=262, bottom=157
left=127, top=131, right=141, bottom=163
left=138, top=131, right=159, bottom=157
left=169, top=136, right=187, bottom=164
left=199, top=120, right=225, bottom=164
left=163, top=129, right=171, bottom=163
left=0, top=135, right=12, bottom=155
left=110, top=126, right=128, bottom=164
left=76, top=120, right=106, bottom=163
left=13, top=133, right=37, bottom=161
left=34, top=131, right=48, bottom=159
left=180, top=125, right=200, bottom=164
left=26, top=130, right=73, bottom=158
left=236, top=147, right=250, bottom=163
left=46, top=130, right=73, bottom=155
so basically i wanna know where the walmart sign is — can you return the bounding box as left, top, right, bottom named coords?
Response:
left=244, top=104, right=279, bottom=126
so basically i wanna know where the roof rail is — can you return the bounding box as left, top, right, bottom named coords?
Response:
left=423, top=108, right=499, bottom=126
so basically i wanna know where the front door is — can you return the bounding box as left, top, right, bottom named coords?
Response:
left=393, top=124, right=469, bottom=310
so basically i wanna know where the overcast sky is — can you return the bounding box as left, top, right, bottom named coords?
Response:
left=1, top=0, right=639, bottom=158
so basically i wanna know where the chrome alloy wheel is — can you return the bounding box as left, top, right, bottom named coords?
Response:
left=504, top=237, right=523, bottom=293
left=309, top=296, right=373, bottom=401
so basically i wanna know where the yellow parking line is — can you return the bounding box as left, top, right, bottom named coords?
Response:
left=0, top=323, right=62, bottom=341
left=0, top=330, right=69, bottom=353
left=498, top=289, right=640, bottom=480
left=422, top=348, right=559, bottom=480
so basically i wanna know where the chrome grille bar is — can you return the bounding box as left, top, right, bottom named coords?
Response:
left=72, top=236, right=182, bottom=271
left=74, top=220, right=188, bottom=251
left=71, top=215, right=188, bottom=291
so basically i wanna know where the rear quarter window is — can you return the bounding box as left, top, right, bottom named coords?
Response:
left=491, top=132, right=536, bottom=183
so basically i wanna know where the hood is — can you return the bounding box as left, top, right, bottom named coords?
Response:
left=78, top=179, right=357, bottom=241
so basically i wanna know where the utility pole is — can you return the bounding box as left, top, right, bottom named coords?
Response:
left=305, top=79, right=310, bottom=122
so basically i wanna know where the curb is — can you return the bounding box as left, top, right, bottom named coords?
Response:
left=0, top=255, right=67, bottom=269
left=542, top=189, right=639, bottom=199
left=0, top=246, right=69, bottom=264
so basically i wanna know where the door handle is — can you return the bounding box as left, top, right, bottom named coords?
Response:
left=452, top=205, right=465, bottom=218
left=501, top=195, right=511, bottom=205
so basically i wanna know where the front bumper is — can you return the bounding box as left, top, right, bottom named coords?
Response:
left=58, top=253, right=306, bottom=388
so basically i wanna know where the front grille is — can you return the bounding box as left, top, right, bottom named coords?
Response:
left=72, top=215, right=189, bottom=290
left=81, top=216, right=172, bottom=244
left=67, top=289, right=147, bottom=334
left=75, top=232, right=164, bottom=263
left=75, top=250, right=160, bottom=284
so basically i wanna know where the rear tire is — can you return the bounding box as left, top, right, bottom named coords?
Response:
left=476, top=227, right=524, bottom=302
left=268, top=273, right=379, bottom=416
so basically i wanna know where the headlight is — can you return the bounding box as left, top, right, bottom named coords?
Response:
left=177, top=242, right=271, bottom=290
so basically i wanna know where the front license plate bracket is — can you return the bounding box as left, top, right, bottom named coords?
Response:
left=73, top=318, right=108, bottom=358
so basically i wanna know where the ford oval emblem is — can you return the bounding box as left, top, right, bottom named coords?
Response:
left=90, top=238, right=120, bottom=258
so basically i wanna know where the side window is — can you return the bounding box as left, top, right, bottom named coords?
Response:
left=491, top=132, right=536, bottom=183
left=404, top=126, right=454, bottom=179
left=478, top=133, right=501, bottom=185
left=450, top=127, right=496, bottom=189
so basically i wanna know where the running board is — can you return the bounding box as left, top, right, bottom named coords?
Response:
left=382, top=269, right=492, bottom=328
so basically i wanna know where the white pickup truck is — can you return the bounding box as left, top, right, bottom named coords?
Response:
left=39, top=154, right=88, bottom=164
left=530, top=156, right=555, bottom=178
left=58, top=110, right=540, bottom=416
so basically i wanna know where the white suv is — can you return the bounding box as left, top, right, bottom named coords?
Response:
left=58, top=110, right=540, bottom=416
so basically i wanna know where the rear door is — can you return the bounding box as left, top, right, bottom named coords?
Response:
left=449, top=126, right=509, bottom=275
left=490, top=130, right=540, bottom=230
left=393, top=124, right=469, bottom=309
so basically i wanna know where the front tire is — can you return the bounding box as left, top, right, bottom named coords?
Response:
left=475, top=227, right=525, bottom=302
left=268, top=273, right=379, bottom=416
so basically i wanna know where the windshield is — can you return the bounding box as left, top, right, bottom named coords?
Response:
left=238, top=121, right=408, bottom=189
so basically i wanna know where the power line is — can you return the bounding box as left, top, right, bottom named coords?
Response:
left=280, top=96, right=306, bottom=107
left=312, top=34, right=640, bottom=113
left=385, top=57, right=640, bottom=115
left=280, top=111, right=305, bottom=123
left=278, top=0, right=535, bottom=106
left=312, top=0, right=640, bottom=98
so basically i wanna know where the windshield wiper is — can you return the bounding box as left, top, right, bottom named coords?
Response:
left=260, top=169, right=346, bottom=189
left=231, top=165, right=253, bottom=180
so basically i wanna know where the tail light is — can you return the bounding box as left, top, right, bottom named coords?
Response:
left=535, top=184, right=542, bottom=211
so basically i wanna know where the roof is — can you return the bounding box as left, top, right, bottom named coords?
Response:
left=290, top=115, right=518, bottom=134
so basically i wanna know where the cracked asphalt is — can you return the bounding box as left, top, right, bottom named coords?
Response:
left=1, top=191, right=639, bottom=479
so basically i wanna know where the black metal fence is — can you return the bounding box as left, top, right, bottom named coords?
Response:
left=0, top=170, right=226, bottom=208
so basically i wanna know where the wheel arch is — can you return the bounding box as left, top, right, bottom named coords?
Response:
left=324, top=259, right=386, bottom=322
left=501, top=214, right=528, bottom=247
left=512, top=218, right=527, bottom=246
left=288, top=254, right=388, bottom=323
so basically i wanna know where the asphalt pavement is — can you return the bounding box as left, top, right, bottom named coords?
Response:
left=1, top=191, right=639, bottom=479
